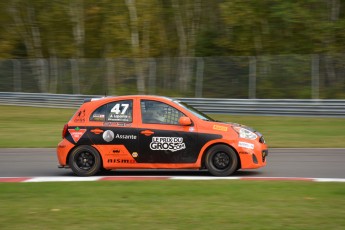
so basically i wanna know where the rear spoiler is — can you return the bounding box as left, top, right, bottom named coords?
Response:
left=83, top=98, right=103, bottom=103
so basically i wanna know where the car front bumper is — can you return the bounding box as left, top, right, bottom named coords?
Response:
left=238, top=142, right=268, bottom=169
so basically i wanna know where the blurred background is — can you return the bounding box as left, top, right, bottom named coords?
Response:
left=0, top=0, right=344, bottom=99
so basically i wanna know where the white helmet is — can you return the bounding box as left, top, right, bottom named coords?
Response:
left=152, top=105, right=166, bottom=122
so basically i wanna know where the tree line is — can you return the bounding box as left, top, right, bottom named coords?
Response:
left=0, top=0, right=344, bottom=98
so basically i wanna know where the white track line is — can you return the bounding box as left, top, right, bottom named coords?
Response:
left=1, top=176, right=345, bottom=183
left=25, top=176, right=103, bottom=183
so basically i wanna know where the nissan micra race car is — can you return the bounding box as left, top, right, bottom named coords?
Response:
left=57, top=95, right=268, bottom=176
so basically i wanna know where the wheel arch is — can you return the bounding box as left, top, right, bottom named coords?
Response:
left=201, top=142, right=241, bottom=170
left=66, top=145, right=104, bottom=168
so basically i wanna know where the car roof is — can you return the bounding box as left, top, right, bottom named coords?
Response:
left=83, top=95, right=176, bottom=104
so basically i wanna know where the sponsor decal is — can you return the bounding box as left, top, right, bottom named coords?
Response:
left=108, top=114, right=131, bottom=122
left=213, top=125, right=228, bottom=132
left=239, top=151, right=250, bottom=155
left=238, top=141, right=254, bottom=150
left=92, top=114, right=105, bottom=121
left=103, top=130, right=115, bottom=142
left=132, top=152, right=138, bottom=158
left=115, top=123, right=131, bottom=127
left=107, top=159, right=136, bottom=164
left=74, top=109, right=86, bottom=123
left=150, top=137, right=186, bottom=152
left=115, top=134, right=137, bottom=139
left=68, top=127, right=87, bottom=143
left=113, top=149, right=121, bottom=154
left=103, top=122, right=132, bottom=127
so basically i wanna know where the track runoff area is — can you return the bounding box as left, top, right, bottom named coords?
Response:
left=1, top=176, right=345, bottom=183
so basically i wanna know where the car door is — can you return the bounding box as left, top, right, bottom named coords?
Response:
left=87, top=99, right=139, bottom=164
left=137, top=99, right=199, bottom=164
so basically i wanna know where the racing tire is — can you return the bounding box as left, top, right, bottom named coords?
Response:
left=69, top=145, right=101, bottom=176
left=205, top=145, right=238, bottom=176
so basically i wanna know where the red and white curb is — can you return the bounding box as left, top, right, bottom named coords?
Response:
left=0, top=176, right=345, bottom=183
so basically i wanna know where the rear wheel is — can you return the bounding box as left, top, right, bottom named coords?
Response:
left=69, top=145, right=101, bottom=176
left=205, top=145, right=238, bottom=176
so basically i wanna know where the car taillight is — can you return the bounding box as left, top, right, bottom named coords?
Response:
left=62, top=124, right=68, bottom=138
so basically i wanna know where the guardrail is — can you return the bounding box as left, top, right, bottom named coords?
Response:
left=0, top=92, right=344, bottom=117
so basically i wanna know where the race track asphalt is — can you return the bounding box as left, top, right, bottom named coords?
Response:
left=0, top=148, right=344, bottom=179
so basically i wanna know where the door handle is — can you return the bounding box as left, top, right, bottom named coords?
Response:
left=141, top=130, right=154, bottom=136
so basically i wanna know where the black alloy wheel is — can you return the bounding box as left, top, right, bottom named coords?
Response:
left=205, top=145, right=238, bottom=176
left=69, top=145, right=101, bottom=176
left=213, top=152, right=230, bottom=169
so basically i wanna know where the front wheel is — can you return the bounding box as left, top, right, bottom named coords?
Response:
left=205, top=145, right=238, bottom=176
left=69, top=145, right=101, bottom=176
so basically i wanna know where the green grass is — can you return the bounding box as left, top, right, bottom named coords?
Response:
left=0, top=106, right=344, bottom=229
left=0, top=180, right=344, bottom=229
left=0, top=105, right=75, bottom=148
left=212, top=114, right=345, bottom=148
left=0, top=105, right=344, bottom=147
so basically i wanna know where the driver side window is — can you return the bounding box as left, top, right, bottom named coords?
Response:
left=141, top=100, right=184, bottom=125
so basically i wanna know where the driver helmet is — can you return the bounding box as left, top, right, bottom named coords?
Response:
left=152, top=105, right=166, bottom=122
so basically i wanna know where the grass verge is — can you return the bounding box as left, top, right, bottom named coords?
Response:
left=0, top=105, right=344, bottom=148
left=0, top=180, right=344, bottom=229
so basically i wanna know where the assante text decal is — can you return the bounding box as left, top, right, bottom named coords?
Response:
left=150, top=137, right=186, bottom=152
left=103, top=131, right=137, bottom=142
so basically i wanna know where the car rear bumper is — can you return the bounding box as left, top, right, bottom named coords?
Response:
left=56, top=139, right=75, bottom=166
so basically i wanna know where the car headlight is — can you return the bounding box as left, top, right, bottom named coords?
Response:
left=232, top=126, right=257, bottom=140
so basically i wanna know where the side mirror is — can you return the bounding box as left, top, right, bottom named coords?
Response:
left=179, top=116, right=192, bottom=126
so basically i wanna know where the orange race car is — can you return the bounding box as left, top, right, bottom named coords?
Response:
left=57, top=95, right=268, bottom=176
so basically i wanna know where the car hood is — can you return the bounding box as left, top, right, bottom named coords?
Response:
left=223, top=121, right=256, bottom=132
left=209, top=120, right=264, bottom=138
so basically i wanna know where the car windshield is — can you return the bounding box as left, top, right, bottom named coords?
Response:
left=173, top=100, right=215, bottom=121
